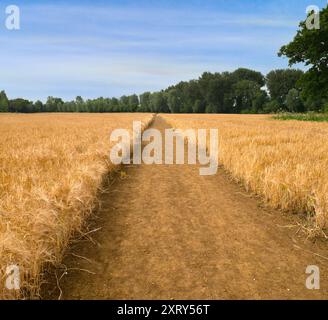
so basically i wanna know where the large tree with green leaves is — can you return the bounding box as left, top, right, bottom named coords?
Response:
left=279, top=6, right=328, bottom=102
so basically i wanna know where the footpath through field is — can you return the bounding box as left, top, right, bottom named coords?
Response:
left=46, top=115, right=328, bottom=299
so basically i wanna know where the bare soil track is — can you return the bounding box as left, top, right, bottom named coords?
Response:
left=44, top=115, right=328, bottom=300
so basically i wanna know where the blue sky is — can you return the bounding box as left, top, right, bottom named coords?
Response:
left=0, top=0, right=327, bottom=101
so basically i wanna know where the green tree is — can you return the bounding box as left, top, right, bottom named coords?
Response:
left=167, top=89, right=181, bottom=113
left=252, top=90, right=268, bottom=113
left=232, top=80, right=262, bottom=113
left=266, top=69, right=304, bottom=106
left=9, top=99, right=32, bottom=113
left=279, top=6, right=328, bottom=102
left=193, top=99, right=206, bottom=113
left=149, top=92, right=169, bottom=113
left=75, top=96, right=87, bottom=112
left=119, top=95, right=129, bottom=112
left=45, top=97, right=64, bottom=112
left=205, top=103, right=218, bottom=114
left=33, top=100, right=44, bottom=113
left=128, top=94, right=139, bottom=112
left=139, top=92, right=151, bottom=112
left=198, top=71, right=238, bottom=113
left=302, top=96, right=323, bottom=112
left=181, top=80, right=203, bottom=113
left=263, top=100, right=281, bottom=113
left=232, top=68, right=265, bottom=87
left=111, top=98, right=120, bottom=112
left=285, top=89, right=304, bottom=112
left=0, top=91, right=9, bottom=112
left=200, top=73, right=226, bottom=113
left=75, top=96, right=84, bottom=105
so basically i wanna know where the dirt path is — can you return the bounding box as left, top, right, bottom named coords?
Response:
left=44, top=115, right=328, bottom=300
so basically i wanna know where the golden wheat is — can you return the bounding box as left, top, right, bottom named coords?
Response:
left=162, top=114, right=328, bottom=234
left=0, top=113, right=154, bottom=299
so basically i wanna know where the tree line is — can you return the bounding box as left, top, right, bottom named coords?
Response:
left=0, top=67, right=322, bottom=114
left=1, top=5, right=327, bottom=114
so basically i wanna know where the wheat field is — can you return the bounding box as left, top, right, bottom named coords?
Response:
left=2, top=112, right=328, bottom=299
left=0, top=113, right=154, bottom=299
left=163, top=114, right=328, bottom=235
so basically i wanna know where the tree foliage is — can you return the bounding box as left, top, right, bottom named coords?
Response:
left=0, top=91, right=9, bottom=112
left=0, top=66, right=316, bottom=114
left=266, top=69, right=304, bottom=106
left=285, top=89, right=304, bottom=112
left=279, top=6, right=328, bottom=102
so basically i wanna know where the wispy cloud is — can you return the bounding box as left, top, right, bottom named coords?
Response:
left=0, top=0, right=311, bottom=101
